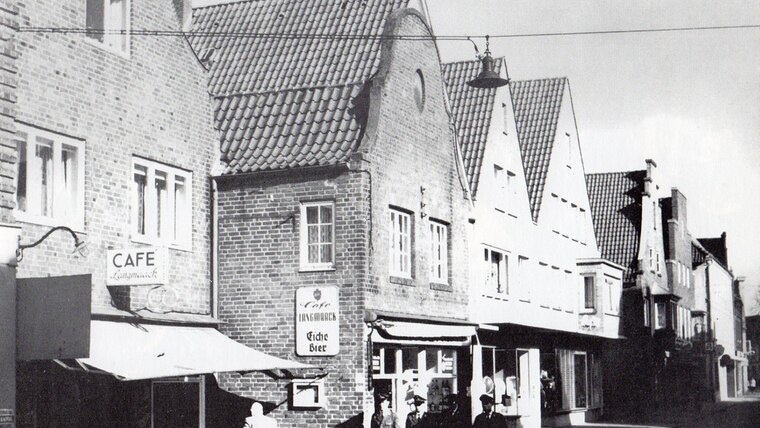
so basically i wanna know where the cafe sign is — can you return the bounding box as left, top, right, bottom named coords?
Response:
left=296, top=286, right=339, bottom=356
left=106, top=247, right=167, bottom=286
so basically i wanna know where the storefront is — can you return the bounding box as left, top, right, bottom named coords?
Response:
left=17, top=316, right=312, bottom=428
left=368, top=316, right=476, bottom=425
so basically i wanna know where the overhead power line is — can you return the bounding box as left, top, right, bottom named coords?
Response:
left=17, top=23, right=760, bottom=40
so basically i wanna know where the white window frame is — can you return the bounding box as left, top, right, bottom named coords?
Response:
left=86, top=0, right=131, bottom=57
left=580, top=275, right=595, bottom=314
left=429, top=220, right=448, bottom=284
left=131, top=157, right=192, bottom=250
left=14, top=124, right=85, bottom=230
left=300, top=201, right=335, bottom=271
left=389, top=208, right=412, bottom=278
left=655, top=302, right=667, bottom=330
left=483, top=246, right=508, bottom=294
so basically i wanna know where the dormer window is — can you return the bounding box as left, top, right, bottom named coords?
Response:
left=87, top=0, right=130, bottom=55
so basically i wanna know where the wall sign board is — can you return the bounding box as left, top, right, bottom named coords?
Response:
left=295, top=286, right=339, bottom=356
left=107, top=247, right=167, bottom=286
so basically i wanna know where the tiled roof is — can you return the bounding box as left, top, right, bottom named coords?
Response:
left=442, top=59, right=502, bottom=197
left=586, top=170, right=647, bottom=283
left=698, top=234, right=729, bottom=267
left=510, top=78, right=567, bottom=222
left=190, top=0, right=409, bottom=174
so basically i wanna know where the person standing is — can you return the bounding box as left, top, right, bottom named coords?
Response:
left=243, top=402, right=277, bottom=428
left=372, top=394, right=401, bottom=428
left=472, top=394, right=505, bottom=428
left=405, top=395, right=428, bottom=428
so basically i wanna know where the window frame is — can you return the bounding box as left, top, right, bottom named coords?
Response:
left=130, top=156, right=192, bottom=250
left=14, top=124, right=85, bottom=231
left=86, top=0, right=131, bottom=57
left=655, top=302, right=667, bottom=330
left=429, top=219, right=448, bottom=284
left=483, top=246, right=508, bottom=294
left=299, top=201, right=336, bottom=271
left=389, top=208, right=413, bottom=279
left=605, top=277, right=620, bottom=315
left=580, top=275, right=596, bottom=314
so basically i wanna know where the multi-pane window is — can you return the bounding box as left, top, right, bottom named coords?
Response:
left=86, top=0, right=130, bottom=54
left=389, top=209, right=412, bottom=278
left=131, top=157, right=192, bottom=249
left=300, top=202, right=335, bottom=270
left=484, top=247, right=508, bottom=294
left=429, top=221, right=448, bottom=284
left=581, top=276, right=595, bottom=312
left=14, top=125, right=84, bottom=229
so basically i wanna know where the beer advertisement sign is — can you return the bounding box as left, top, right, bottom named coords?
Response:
left=296, top=286, right=339, bottom=356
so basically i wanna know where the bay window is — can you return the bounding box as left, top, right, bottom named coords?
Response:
left=131, top=157, right=192, bottom=249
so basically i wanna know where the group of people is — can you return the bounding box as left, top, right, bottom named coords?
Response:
left=371, top=392, right=505, bottom=428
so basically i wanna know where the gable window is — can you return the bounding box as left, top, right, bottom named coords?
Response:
left=655, top=302, right=667, bottom=329
left=300, top=201, right=335, bottom=270
left=131, top=157, right=192, bottom=249
left=429, top=220, right=448, bottom=284
left=86, top=0, right=130, bottom=54
left=14, top=125, right=85, bottom=229
left=581, top=276, right=595, bottom=313
left=389, top=208, right=412, bottom=278
left=484, top=247, right=508, bottom=294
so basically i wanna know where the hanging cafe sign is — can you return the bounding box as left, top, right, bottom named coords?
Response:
left=295, top=286, right=339, bottom=356
left=106, top=247, right=168, bottom=286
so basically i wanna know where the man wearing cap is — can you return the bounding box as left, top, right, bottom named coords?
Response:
left=405, top=395, right=428, bottom=428
left=472, top=394, right=505, bottom=428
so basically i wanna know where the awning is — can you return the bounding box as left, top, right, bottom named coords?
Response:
left=70, top=320, right=312, bottom=381
left=373, top=320, right=476, bottom=346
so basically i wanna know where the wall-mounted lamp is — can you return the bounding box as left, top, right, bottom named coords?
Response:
left=16, top=226, right=88, bottom=263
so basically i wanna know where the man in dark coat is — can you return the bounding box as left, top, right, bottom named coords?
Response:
left=405, top=395, right=428, bottom=428
left=472, top=394, right=505, bottom=428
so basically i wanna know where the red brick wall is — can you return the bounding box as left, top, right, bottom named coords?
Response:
left=13, top=0, right=218, bottom=315
left=215, top=168, right=371, bottom=427
left=360, top=10, right=471, bottom=320
left=0, top=1, right=17, bottom=223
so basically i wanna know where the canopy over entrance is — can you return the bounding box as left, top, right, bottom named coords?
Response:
left=66, top=320, right=312, bottom=381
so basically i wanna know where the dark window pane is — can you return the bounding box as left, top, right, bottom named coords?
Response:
left=86, top=0, right=104, bottom=41
left=574, top=354, right=587, bottom=408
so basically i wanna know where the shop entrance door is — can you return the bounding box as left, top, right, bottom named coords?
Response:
left=152, top=377, right=205, bottom=428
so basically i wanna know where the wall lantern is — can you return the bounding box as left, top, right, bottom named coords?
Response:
left=467, top=35, right=509, bottom=89
left=17, top=226, right=88, bottom=262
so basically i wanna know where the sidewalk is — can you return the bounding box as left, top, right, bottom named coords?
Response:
left=555, top=391, right=760, bottom=428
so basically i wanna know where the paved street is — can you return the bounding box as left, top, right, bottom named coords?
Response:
left=558, top=393, right=760, bottom=428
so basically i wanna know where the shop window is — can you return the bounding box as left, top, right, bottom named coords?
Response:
left=14, top=124, right=85, bottom=230
left=86, top=0, right=130, bottom=55
left=429, top=220, right=448, bottom=284
left=389, top=208, right=412, bottom=278
left=131, top=157, right=192, bottom=249
left=573, top=353, right=587, bottom=408
left=484, top=247, right=508, bottom=294
left=300, top=201, right=335, bottom=271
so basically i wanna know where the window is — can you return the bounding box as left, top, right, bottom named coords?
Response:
left=649, top=248, right=654, bottom=269
left=605, top=278, right=620, bottom=314
left=574, top=353, right=587, bottom=408
left=655, top=302, right=667, bottom=329
left=644, top=299, right=650, bottom=327
left=131, top=157, right=192, bottom=249
left=494, top=165, right=505, bottom=210
left=484, top=247, right=507, bottom=294
left=429, top=221, right=448, bottom=284
left=14, top=125, right=85, bottom=229
left=389, top=208, right=412, bottom=278
left=86, top=0, right=130, bottom=54
left=581, top=276, right=595, bottom=312
left=300, top=201, right=335, bottom=270
left=656, top=252, right=660, bottom=273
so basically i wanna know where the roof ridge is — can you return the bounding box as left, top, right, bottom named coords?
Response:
left=512, top=76, right=568, bottom=84
left=586, top=169, right=646, bottom=177
left=213, top=80, right=367, bottom=100
left=442, top=56, right=506, bottom=67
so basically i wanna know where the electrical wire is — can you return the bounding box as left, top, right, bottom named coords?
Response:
left=17, top=23, right=760, bottom=40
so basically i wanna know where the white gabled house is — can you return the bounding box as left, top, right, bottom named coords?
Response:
left=443, top=60, right=624, bottom=427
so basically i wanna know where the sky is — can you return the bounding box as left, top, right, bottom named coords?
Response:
left=193, top=0, right=760, bottom=312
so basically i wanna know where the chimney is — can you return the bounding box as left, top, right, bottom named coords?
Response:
left=173, top=0, right=193, bottom=32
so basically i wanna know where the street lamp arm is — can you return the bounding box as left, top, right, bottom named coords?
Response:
left=16, top=225, right=87, bottom=262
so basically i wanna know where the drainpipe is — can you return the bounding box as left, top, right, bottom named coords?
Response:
left=705, top=258, right=714, bottom=401
left=210, top=176, right=219, bottom=319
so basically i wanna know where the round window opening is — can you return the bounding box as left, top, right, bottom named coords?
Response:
left=414, top=69, right=425, bottom=111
